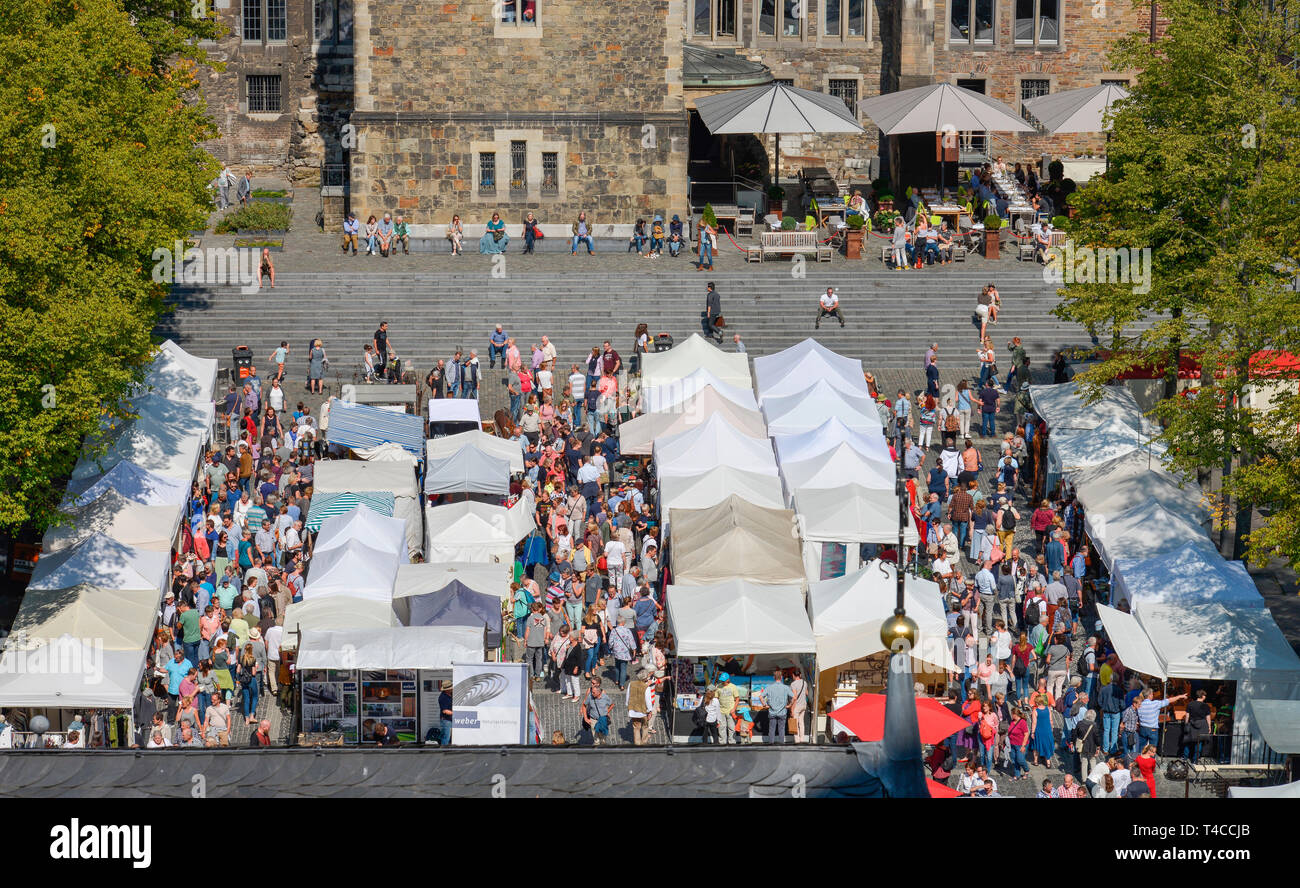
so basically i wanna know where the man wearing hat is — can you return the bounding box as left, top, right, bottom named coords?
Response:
left=715, top=672, right=741, bottom=745
left=434, top=680, right=454, bottom=745
left=667, top=214, right=684, bottom=256
left=341, top=211, right=359, bottom=254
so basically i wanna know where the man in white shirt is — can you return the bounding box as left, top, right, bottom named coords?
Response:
left=815, top=286, right=845, bottom=329
left=540, top=335, right=557, bottom=370
left=603, top=537, right=627, bottom=590
left=264, top=624, right=283, bottom=694
left=992, top=620, right=1013, bottom=665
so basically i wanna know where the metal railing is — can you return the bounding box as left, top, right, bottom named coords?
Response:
left=321, top=163, right=348, bottom=188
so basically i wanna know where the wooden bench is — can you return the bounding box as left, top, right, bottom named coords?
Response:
left=760, top=230, right=821, bottom=261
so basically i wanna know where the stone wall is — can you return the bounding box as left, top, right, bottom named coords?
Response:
left=195, top=0, right=354, bottom=184
left=349, top=0, right=689, bottom=221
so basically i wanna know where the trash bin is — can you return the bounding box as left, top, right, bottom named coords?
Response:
left=232, top=345, right=253, bottom=379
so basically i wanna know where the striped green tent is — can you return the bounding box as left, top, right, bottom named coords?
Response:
left=305, top=491, right=396, bottom=532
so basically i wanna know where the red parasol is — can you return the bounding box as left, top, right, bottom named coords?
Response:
left=830, top=692, right=971, bottom=746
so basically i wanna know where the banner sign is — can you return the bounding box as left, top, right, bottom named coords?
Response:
left=451, top=662, right=529, bottom=745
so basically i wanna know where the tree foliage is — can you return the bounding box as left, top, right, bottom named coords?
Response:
left=1054, top=0, right=1300, bottom=566
left=0, top=0, right=218, bottom=532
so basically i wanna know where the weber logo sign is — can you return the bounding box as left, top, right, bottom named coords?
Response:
left=451, top=662, right=529, bottom=745
left=49, top=819, right=151, bottom=868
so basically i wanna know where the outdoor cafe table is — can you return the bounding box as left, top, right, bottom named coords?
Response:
left=930, top=204, right=963, bottom=232
left=813, top=198, right=849, bottom=227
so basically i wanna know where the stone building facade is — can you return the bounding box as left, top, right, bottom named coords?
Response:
left=196, top=0, right=1152, bottom=217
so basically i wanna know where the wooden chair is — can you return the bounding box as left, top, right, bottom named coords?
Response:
left=736, top=205, right=756, bottom=237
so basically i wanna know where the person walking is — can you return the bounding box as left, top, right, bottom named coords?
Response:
left=815, top=286, right=846, bottom=329
left=704, top=282, right=722, bottom=342
left=627, top=670, right=654, bottom=745
left=523, top=602, right=549, bottom=680
left=582, top=679, right=613, bottom=745
left=696, top=219, right=715, bottom=271
left=789, top=668, right=809, bottom=743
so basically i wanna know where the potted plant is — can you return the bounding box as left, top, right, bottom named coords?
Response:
left=845, top=213, right=866, bottom=259
left=872, top=209, right=896, bottom=233
left=982, top=214, right=1003, bottom=259
left=876, top=191, right=895, bottom=214
left=780, top=215, right=797, bottom=231
left=768, top=185, right=786, bottom=219
left=250, top=188, right=293, bottom=205
left=702, top=203, right=719, bottom=231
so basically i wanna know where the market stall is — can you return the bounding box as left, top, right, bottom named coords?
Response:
left=62, top=459, right=189, bottom=509
left=303, top=491, right=395, bottom=533
left=307, top=505, right=407, bottom=601
left=657, top=466, right=786, bottom=522
left=778, top=441, right=897, bottom=493
left=1109, top=542, right=1265, bottom=612
left=392, top=561, right=511, bottom=603
left=26, top=533, right=169, bottom=596
left=773, top=416, right=892, bottom=466
left=753, top=339, right=868, bottom=404
left=424, top=491, right=536, bottom=564
left=639, top=367, right=759, bottom=414
left=425, top=397, right=483, bottom=437
left=761, top=379, right=881, bottom=436
left=619, top=387, right=767, bottom=456
left=40, top=490, right=182, bottom=554
left=639, top=332, right=753, bottom=389
left=313, top=459, right=423, bottom=558
left=668, top=495, right=804, bottom=586
left=1087, top=496, right=1212, bottom=575
left=425, top=429, right=525, bottom=473
left=423, top=446, right=511, bottom=496
left=140, top=339, right=219, bottom=403
left=1047, top=414, right=1164, bottom=476
left=281, top=595, right=400, bottom=652
left=325, top=397, right=426, bottom=456
left=654, top=413, right=778, bottom=480
left=403, top=580, right=504, bottom=649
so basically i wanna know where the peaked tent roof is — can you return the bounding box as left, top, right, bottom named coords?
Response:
left=658, top=466, right=786, bottom=517
left=404, top=580, right=503, bottom=648
left=639, top=368, right=759, bottom=414
left=41, top=490, right=181, bottom=553
left=619, top=387, right=767, bottom=456
left=753, top=339, right=868, bottom=400
left=63, top=460, right=189, bottom=509
left=304, top=491, right=395, bottom=533
left=295, top=626, right=486, bottom=671
left=669, top=495, right=803, bottom=585
left=1030, top=381, right=1146, bottom=431
left=654, top=413, right=778, bottom=479
left=1022, top=83, right=1130, bottom=134
left=10, top=583, right=159, bottom=651
left=762, top=379, right=881, bottom=435
left=1139, top=602, right=1300, bottom=683
left=779, top=441, right=897, bottom=492
left=326, top=398, right=427, bottom=456
left=639, top=333, right=753, bottom=389
left=27, top=533, right=169, bottom=594
left=774, top=416, right=892, bottom=466
left=139, top=339, right=218, bottom=402
left=666, top=579, right=814, bottom=657
left=1049, top=414, right=1165, bottom=475
left=792, top=485, right=921, bottom=545
left=280, top=595, right=399, bottom=650
left=1111, top=542, right=1264, bottom=612
left=423, top=445, right=511, bottom=495
left=70, top=420, right=206, bottom=482
left=392, top=562, right=511, bottom=602
left=1078, top=468, right=1208, bottom=531
left=314, top=504, right=408, bottom=557
left=100, top=393, right=214, bottom=440
left=311, top=459, right=420, bottom=496
left=1089, top=497, right=1211, bottom=572
left=307, top=538, right=401, bottom=601
left=425, top=430, right=524, bottom=473
left=808, top=560, right=955, bottom=672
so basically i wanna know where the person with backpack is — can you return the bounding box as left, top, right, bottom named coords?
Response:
left=608, top=618, right=637, bottom=691
left=582, top=679, right=614, bottom=746
left=523, top=602, right=550, bottom=680
left=1044, top=633, right=1072, bottom=701
left=994, top=497, right=1019, bottom=555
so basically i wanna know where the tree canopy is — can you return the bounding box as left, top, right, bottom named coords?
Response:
left=1054, top=0, right=1300, bottom=566
left=0, top=0, right=218, bottom=532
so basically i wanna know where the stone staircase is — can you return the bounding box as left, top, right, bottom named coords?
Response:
left=159, top=263, right=1119, bottom=379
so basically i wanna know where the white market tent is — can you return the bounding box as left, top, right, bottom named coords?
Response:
left=807, top=560, right=956, bottom=672
left=639, top=368, right=759, bottom=414
left=1049, top=415, right=1165, bottom=475
left=658, top=467, right=786, bottom=518
left=0, top=636, right=151, bottom=709
left=307, top=505, right=407, bottom=601
left=41, top=490, right=181, bottom=553
left=773, top=416, right=892, bottom=466
left=639, top=333, right=753, bottom=389
left=792, top=485, right=920, bottom=545
left=63, top=460, right=189, bottom=509
left=392, top=562, right=511, bottom=602
left=426, top=398, right=483, bottom=424
left=1246, top=699, right=1300, bottom=755
left=762, top=379, right=881, bottom=436
left=112, top=392, right=214, bottom=438
left=666, top=579, right=814, bottom=657
left=425, top=430, right=524, bottom=473
left=654, top=413, right=778, bottom=479
left=8, top=582, right=159, bottom=651
left=1095, top=605, right=1170, bottom=680
left=1074, top=462, right=1208, bottom=529
left=27, top=533, right=169, bottom=595
left=312, top=459, right=423, bottom=558
left=423, top=446, right=511, bottom=496
left=354, top=442, right=420, bottom=463
left=424, top=491, right=536, bottom=564
left=280, top=595, right=399, bottom=651
left=1067, top=448, right=1187, bottom=491
left=1228, top=780, right=1300, bottom=799
left=753, top=339, right=868, bottom=403
left=139, top=339, right=218, bottom=402
left=669, top=495, right=803, bottom=586
left=70, top=418, right=206, bottom=482
left=779, top=441, right=897, bottom=493
left=1030, top=381, right=1147, bottom=431
left=1110, top=542, right=1264, bottom=612
left=619, top=387, right=767, bottom=456
left=295, top=626, right=486, bottom=671
left=1089, top=497, right=1211, bottom=573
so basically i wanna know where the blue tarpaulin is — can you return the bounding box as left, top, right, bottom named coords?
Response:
left=327, top=400, right=425, bottom=455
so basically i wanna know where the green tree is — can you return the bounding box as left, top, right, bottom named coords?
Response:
left=0, top=0, right=218, bottom=533
left=1053, top=0, right=1300, bottom=563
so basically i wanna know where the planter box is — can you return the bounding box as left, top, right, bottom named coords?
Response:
left=845, top=228, right=864, bottom=260
left=234, top=238, right=285, bottom=252
left=983, top=229, right=1001, bottom=259
left=252, top=195, right=294, bottom=205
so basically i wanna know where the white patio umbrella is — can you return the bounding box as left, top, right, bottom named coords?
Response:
left=694, top=82, right=866, bottom=181
left=1021, top=83, right=1129, bottom=134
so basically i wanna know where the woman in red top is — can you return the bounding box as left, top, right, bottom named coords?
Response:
left=1007, top=707, right=1030, bottom=779
left=1030, top=500, right=1056, bottom=552
left=1136, top=743, right=1159, bottom=798
left=1012, top=632, right=1034, bottom=703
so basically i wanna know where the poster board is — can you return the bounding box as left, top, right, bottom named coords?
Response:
left=451, top=661, right=529, bottom=745
left=300, top=669, right=360, bottom=743
left=359, top=669, right=419, bottom=743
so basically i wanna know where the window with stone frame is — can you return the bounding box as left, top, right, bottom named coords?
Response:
left=478, top=152, right=497, bottom=195
left=510, top=141, right=528, bottom=197
left=242, top=0, right=287, bottom=45
left=1020, top=78, right=1050, bottom=124
left=246, top=75, right=282, bottom=113
left=950, top=0, right=996, bottom=45
left=541, top=152, right=559, bottom=195
left=828, top=79, right=859, bottom=116
left=499, top=0, right=539, bottom=26
left=824, top=0, right=870, bottom=40
left=1014, top=0, right=1059, bottom=45
left=314, top=0, right=355, bottom=44
left=693, top=0, right=737, bottom=39
left=758, top=0, right=802, bottom=38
